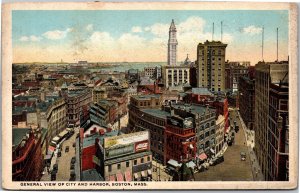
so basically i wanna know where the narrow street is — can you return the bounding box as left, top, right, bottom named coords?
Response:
left=40, top=129, right=79, bottom=181
left=194, top=109, right=253, bottom=181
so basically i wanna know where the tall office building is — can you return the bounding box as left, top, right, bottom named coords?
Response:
left=197, top=40, right=227, bottom=92
left=168, top=19, right=178, bottom=66
left=254, top=60, right=289, bottom=180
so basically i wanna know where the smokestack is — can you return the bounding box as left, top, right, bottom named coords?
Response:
left=40, top=92, right=45, bottom=102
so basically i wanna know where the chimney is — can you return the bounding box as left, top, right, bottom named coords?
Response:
left=171, top=108, right=175, bottom=116
left=40, top=92, right=45, bottom=102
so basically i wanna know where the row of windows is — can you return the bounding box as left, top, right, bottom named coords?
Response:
left=108, top=156, right=151, bottom=172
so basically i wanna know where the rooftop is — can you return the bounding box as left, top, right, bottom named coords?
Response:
left=82, top=169, right=104, bottom=181
left=12, top=128, right=31, bottom=149
left=172, top=104, right=215, bottom=115
left=191, top=87, right=213, bottom=96
left=140, top=108, right=170, bottom=119
left=131, top=94, right=160, bottom=100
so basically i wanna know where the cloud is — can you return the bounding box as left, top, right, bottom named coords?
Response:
left=14, top=16, right=236, bottom=63
left=29, top=35, right=42, bottom=42
left=19, top=36, right=29, bottom=42
left=241, top=25, right=263, bottom=35
left=86, top=24, right=93, bottom=31
left=90, top=31, right=115, bottom=46
left=131, top=26, right=142, bottom=33
left=43, top=28, right=72, bottom=40
left=19, top=35, right=41, bottom=42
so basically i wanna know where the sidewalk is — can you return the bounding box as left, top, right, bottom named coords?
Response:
left=236, top=111, right=264, bottom=181
left=151, top=160, right=172, bottom=181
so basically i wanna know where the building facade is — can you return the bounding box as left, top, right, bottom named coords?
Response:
left=63, top=89, right=92, bottom=127
left=197, top=40, right=227, bottom=92
left=12, top=128, right=45, bottom=181
left=102, top=131, right=152, bottom=181
left=225, top=61, right=250, bottom=92
left=168, top=19, right=178, bottom=66
left=254, top=61, right=288, bottom=180
left=162, top=66, right=190, bottom=89
left=165, top=116, right=196, bottom=163
left=128, top=95, right=167, bottom=164
left=267, top=81, right=289, bottom=180
left=171, top=104, right=217, bottom=156
left=238, top=76, right=255, bottom=130
left=93, top=87, right=107, bottom=103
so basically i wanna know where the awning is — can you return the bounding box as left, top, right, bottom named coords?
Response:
left=109, top=175, right=115, bottom=181
left=116, top=173, right=124, bottom=181
left=141, top=171, right=146, bottom=177
left=124, top=171, right=132, bottom=181
left=134, top=173, right=138, bottom=179
left=189, top=144, right=194, bottom=149
left=58, top=130, right=68, bottom=138
left=199, top=153, right=207, bottom=160
left=186, top=161, right=196, bottom=168
left=48, top=146, right=55, bottom=153
left=44, top=154, right=52, bottom=160
left=167, top=159, right=182, bottom=168
left=147, top=169, right=152, bottom=176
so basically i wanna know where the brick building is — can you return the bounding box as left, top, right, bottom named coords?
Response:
left=128, top=95, right=167, bottom=164
left=62, top=89, right=92, bottom=127
left=238, top=76, right=255, bottom=130
left=165, top=116, right=196, bottom=163
left=267, top=80, right=289, bottom=180
left=224, top=61, right=250, bottom=92
left=254, top=60, right=288, bottom=180
left=12, top=128, right=46, bottom=181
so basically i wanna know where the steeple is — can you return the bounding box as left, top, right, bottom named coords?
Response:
left=168, top=19, right=178, bottom=66
left=170, top=19, right=176, bottom=31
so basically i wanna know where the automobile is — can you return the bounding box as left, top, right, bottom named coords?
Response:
left=70, top=164, right=75, bottom=170
left=70, top=170, right=76, bottom=181
left=65, top=146, right=69, bottom=153
left=51, top=173, right=56, bottom=181
left=53, top=164, right=58, bottom=172
left=57, top=149, right=62, bottom=157
left=71, top=157, right=76, bottom=164
left=240, top=151, right=246, bottom=161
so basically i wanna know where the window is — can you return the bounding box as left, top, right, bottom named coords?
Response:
left=147, top=156, right=150, bottom=162
left=205, top=132, right=209, bottom=138
left=200, top=134, right=204, bottom=140
left=108, top=165, right=112, bottom=172
left=117, top=164, right=121, bottom=169
left=141, top=158, right=144, bottom=163
left=126, top=161, right=129, bottom=167
left=134, top=160, right=137, bottom=165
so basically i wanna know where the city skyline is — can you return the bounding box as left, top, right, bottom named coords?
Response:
left=13, top=10, right=288, bottom=65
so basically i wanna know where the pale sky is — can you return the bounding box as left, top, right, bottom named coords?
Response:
left=13, top=10, right=289, bottom=65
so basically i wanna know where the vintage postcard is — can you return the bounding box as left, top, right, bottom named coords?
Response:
left=2, top=1, right=298, bottom=190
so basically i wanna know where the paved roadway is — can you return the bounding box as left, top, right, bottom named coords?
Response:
left=152, top=160, right=172, bottom=181
left=40, top=129, right=78, bottom=181
left=194, top=109, right=253, bottom=181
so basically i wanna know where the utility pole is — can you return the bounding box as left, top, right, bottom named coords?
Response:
left=212, top=22, right=215, bottom=41
left=221, top=21, right=223, bottom=42
left=277, top=27, right=279, bottom=61
left=262, top=26, right=264, bottom=61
